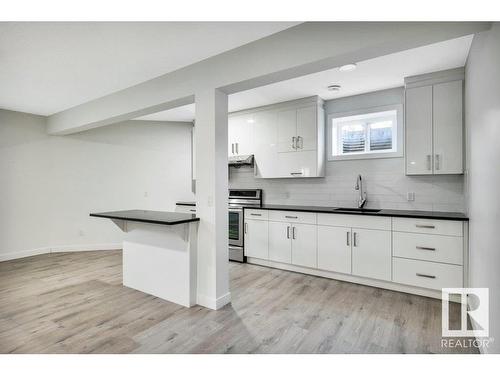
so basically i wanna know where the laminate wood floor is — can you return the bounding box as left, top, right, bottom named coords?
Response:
left=0, top=250, right=477, bottom=354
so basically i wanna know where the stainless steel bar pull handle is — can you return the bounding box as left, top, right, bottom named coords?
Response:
left=250, top=213, right=262, bottom=216
left=236, top=143, right=239, bottom=154
left=189, top=209, right=196, bottom=212
left=416, top=246, right=436, bottom=251
left=416, top=224, right=435, bottom=229
left=435, top=154, right=440, bottom=170
left=292, top=226, right=296, bottom=240
left=286, top=226, right=290, bottom=239
left=231, top=143, right=234, bottom=154
left=297, top=136, right=303, bottom=149
left=426, top=155, right=431, bottom=170
left=353, top=232, right=357, bottom=247
left=346, top=231, right=350, bottom=246
left=244, top=222, right=248, bottom=234
left=292, top=136, right=296, bottom=149
left=290, top=172, right=303, bottom=176
left=285, top=215, right=298, bottom=219
left=416, top=273, right=436, bottom=279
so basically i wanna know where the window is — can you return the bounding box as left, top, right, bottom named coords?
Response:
left=328, top=105, right=403, bottom=160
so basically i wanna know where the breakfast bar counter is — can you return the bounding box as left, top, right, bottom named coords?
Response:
left=90, top=210, right=199, bottom=307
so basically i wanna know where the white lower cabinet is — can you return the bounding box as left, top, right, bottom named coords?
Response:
left=268, top=221, right=292, bottom=263
left=351, top=229, right=392, bottom=281
left=244, top=219, right=269, bottom=260
left=317, top=226, right=351, bottom=274
left=268, top=221, right=317, bottom=267
left=291, top=223, right=317, bottom=268
left=244, top=209, right=467, bottom=298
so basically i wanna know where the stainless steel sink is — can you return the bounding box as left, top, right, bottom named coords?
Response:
left=332, top=207, right=381, bottom=213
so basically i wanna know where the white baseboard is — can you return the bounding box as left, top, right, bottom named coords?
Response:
left=0, top=247, right=52, bottom=262
left=0, top=243, right=122, bottom=262
left=197, top=292, right=231, bottom=310
left=51, top=243, right=122, bottom=253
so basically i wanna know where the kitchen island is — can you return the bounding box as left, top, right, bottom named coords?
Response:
left=90, top=210, right=199, bottom=307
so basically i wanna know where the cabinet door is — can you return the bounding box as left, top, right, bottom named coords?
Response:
left=317, top=226, right=351, bottom=274
left=433, top=80, right=463, bottom=174
left=228, top=114, right=253, bottom=155
left=277, top=109, right=297, bottom=153
left=296, top=106, right=317, bottom=151
left=268, top=221, right=292, bottom=263
left=277, top=150, right=318, bottom=178
left=244, top=219, right=268, bottom=260
left=352, top=229, right=391, bottom=281
left=405, top=86, right=433, bottom=175
left=253, top=110, right=279, bottom=178
left=291, top=223, right=317, bottom=268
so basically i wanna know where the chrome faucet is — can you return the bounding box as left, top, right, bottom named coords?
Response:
left=355, top=174, right=367, bottom=209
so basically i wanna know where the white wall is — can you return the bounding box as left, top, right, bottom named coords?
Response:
left=0, top=110, right=52, bottom=258
left=229, top=88, right=465, bottom=212
left=465, top=23, right=500, bottom=353
left=0, top=109, right=194, bottom=259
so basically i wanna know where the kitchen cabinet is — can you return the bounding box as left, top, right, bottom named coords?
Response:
left=228, top=113, right=253, bottom=156
left=230, top=96, right=325, bottom=178
left=268, top=221, right=292, bottom=263
left=277, top=105, right=318, bottom=153
left=317, top=225, right=351, bottom=274
left=351, top=228, right=392, bottom=281
left=291, top=223, right=317, bottom=268
left=268, top=221, right=317, bottom=267
left=433, top=80, right=463, bottom=174
left=405, top=69, right=463, bottom=175
left=244, top=208, right=467, bottom=299
left=244, top=219, right=268, bottom=260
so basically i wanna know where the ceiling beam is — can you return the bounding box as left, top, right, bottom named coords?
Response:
left=47, top=22, right=491, bottom=135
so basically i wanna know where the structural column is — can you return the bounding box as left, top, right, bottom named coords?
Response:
left=194, top=88, right=230, bottom=310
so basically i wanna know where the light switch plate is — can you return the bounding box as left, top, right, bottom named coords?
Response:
left=407, top=192, right=415, bottom=201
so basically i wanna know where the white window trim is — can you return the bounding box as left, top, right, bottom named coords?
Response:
left=327, top=104, right=404, bottom=161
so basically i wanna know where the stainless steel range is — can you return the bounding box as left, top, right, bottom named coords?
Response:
left=228, top=189, right=262, bottom=262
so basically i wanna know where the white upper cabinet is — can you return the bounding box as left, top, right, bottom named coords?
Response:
left=277, top=109, right=297, bottom=153
left=229, top=96, right=325, bottom=178
left=405, top=68, right=464, bottom=175
left=228, top=113, right=253, bottom=156
left=433, top=80, right=463, bottom=174
left=405, top=86, right=433, bottom=175
left=296, top=106, right=318, bottom=151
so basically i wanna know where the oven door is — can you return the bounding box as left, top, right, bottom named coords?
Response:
left=228, top=208, right=243, bottom=247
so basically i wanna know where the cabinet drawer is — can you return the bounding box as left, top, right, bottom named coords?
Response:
left=268, top=210, right=317, bottom=224
left=392, top=258, right=463, bottom=290
left=392, top=217, right=463, bottom=236
left=393, top=232, right=463, bottom=265
left=244, top=209, right=269, bottom=220
left=317, top=213, right=390, bottom=231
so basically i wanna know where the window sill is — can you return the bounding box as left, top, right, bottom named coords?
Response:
left=328, top=151, right=403, bottom=162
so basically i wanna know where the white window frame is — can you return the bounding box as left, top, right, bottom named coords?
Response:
left=327, top=104, right=404, bottom=161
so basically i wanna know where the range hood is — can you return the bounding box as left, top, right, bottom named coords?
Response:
left=228, top=154, right=254, bottom=167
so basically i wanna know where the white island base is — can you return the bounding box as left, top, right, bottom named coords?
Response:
left=121, top=221, right=198, bottom=307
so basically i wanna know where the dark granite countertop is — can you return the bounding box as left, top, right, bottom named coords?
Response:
left=90, top=210, right=200, bottom=225
left=175, top=201, right=196, bottom=206
left=245, top=204, right=468, bottom=221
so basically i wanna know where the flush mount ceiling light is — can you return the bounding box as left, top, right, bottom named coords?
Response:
left=339, top=63, right=357, bottom=72
left=327, top=84, right=341, bottom=92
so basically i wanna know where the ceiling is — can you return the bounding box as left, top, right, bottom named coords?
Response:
left=0, top=22, right=299, bottom=115
left=136, top=34, right=473, bottom=123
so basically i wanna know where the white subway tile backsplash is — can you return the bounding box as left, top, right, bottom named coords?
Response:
left=229, top=158, right=465, bottom=212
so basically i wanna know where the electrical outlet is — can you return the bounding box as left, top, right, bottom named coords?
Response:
left=407, top=192, right=415, bottom=202
left=144, top=191, right=149, bottom=198
left=78, top=229, right=84, bottom=237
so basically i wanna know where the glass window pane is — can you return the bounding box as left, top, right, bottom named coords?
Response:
left=369, top=121, right=392, bottom=151
left=341, top=124, right=365, bottom=153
